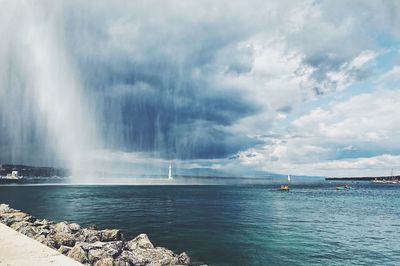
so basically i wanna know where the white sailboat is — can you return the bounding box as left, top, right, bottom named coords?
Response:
left=168, top=163, right=173, bottom=180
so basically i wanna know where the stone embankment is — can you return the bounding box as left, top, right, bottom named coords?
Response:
left=0, top=203, right=191, bottom=266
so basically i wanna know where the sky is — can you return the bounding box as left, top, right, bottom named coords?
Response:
left=1, top=0, right=400, bottom=177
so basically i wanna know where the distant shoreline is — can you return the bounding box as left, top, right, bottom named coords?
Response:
left=326, top=175, right=400, bottom=181
left=0, top=164, right=70, bottom=178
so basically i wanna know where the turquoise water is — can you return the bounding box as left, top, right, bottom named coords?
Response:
left=0, top=182, right=399, bottom=265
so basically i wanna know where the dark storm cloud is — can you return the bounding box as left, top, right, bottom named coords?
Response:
left=47, top=1, right=267, bottom=160
left=94, top=74, right=260, bottom=158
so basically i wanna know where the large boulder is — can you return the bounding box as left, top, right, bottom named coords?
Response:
left=58, top=245, right=72, bottom=255
left=68, top=244, right=89, bottom=264
left=94, top=257, right=114, bottom=266
left=33, top=218, right=51, bottom=227
left=69, top=223, right=81, bottom=233
left=34, top=226, right=51, bottom=238
left=54, top=221, right=72, bottom=234
left=178, top=252, right=191, bottom=265
left=0, top=211, right=35, bottom=226
left=35, top=235, right=58, bottom=249
left=0, top=203, right=13, bottom=213
left=53, top=232, right=76, bottom=247
left=10, top=221, right=31, bottom=231
left=18, top=224, right=38, bottom=238
left=117, top=247, right=188, bottom=266
left=126, top=233, right=154, bottom=250
left=81, top=241, right=124, bottom=264
left=76, top=228, right=102, bottom=243
left=113, top=258, right=130, bottom=266
left=100, top=229, right=123, bottom=242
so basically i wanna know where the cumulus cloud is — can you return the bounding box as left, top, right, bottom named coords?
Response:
left=235, top=88, right=400, bottom=176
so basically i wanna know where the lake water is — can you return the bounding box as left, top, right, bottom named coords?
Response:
left=0, top=181, right=399, bottom=265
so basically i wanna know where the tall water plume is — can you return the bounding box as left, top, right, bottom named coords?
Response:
left=0, top=1, right=98, bottom=176
left=0, top=1, right=262, bottom=179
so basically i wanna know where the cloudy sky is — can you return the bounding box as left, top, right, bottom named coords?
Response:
left=1, top=0, right=400, bottom=177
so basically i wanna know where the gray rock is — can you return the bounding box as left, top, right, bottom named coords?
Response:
left=126, top=233, right=154, bottom=250
left=118, top=247, right=185, bottom=266
left=117, top=250, right=150, bottom=266
left=34, top=226, right=51, bottom=237
left=68, top=244, right=88, bottom=264
left=69, top=223, right=81, bottom=232
left=18, top=224, right=38, bottom=238
left=0, top=203, right=13, bottom=213
left=94, top=257, right=114, bottom=266
left=0, top=212, right=30, bottom=225
left=178, top=252, right=191, bottom=265
left=82, top=241, right=124, bottom=263
left=54, top=221, right=72, bottom=234
left=76, top=228, right=102, bottom=243
left=33, top=219, right=52, bottom=227
left=113, top=259, right=130, bottom=266
left=35, top=235, right=57, bottom=249
left=53, top=232, right=76, bottom=247
left=58, top=245, right=72, bottom=255
left=100, top=229, right=123, bottom=242
left=10, top=221, right=30, bottom=231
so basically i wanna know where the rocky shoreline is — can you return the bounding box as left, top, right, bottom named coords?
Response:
left=0, top=203, right=191, bottom=266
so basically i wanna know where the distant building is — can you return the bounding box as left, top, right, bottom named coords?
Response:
left=5, top=171, right=22, bottom=180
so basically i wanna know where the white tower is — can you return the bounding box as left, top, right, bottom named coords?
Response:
left=168, top=163, right=173, bottom=180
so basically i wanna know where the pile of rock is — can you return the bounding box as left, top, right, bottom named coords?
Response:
left=0, top=203, right=190, bottom=266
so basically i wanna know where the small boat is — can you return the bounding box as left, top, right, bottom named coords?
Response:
left=371, top=178, right=383, bottom=184
left=279, top=175, right=291, bottom=191
left=336, top=185, right=351, bottom=190
left=279, top=184, right=289, bottom=191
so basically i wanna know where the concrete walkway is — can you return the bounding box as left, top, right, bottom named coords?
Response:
left=0, top=223, right=82, bottom=266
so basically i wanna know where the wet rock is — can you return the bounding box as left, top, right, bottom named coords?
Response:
left=88, top=225, right=98, bottom=230
left=100, top=229, right=123, bottom=242
left=178, top=252, right=191, bottom=265
left=126, top=233, right=154, bottom=250
left=68, top=244, right=88, bottom=264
